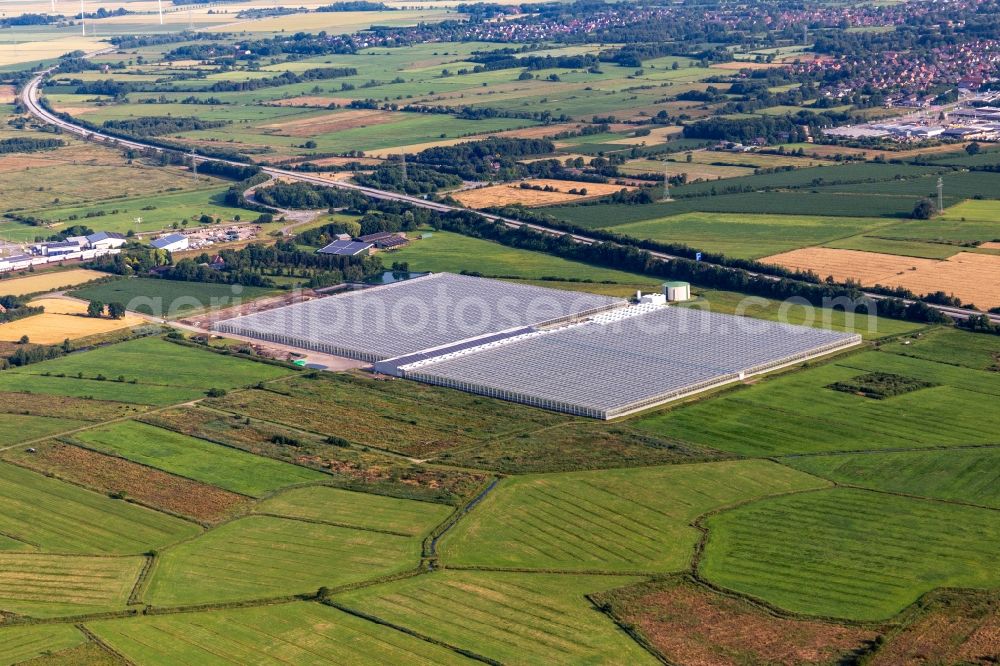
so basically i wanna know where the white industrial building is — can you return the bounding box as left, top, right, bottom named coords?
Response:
left=151, top=233, right=190, bottom=253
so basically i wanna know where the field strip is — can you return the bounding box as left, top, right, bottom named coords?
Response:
left=323, top=599, right=500, bottom=664
left=250, top=512, right=413, bottom=537
left=775, top=442, right=1000, bottom=459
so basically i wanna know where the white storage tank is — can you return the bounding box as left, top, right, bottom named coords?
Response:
left=663, top=281, right=691, bottom=302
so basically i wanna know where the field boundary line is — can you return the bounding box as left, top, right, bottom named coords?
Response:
left=321, top=599, right=501, bottom=665
left=774, top=441, right=1000, bottom=459
left=584, top=592, right=670, bottom=665
left=835, top=484, right=1000, bottom=512
left=127, top=553, right=157, bottom=607
left=251, top=512, right=414, bottom=537
left=424, top=476, right=500, bottom=561
left=76, top=622, right=137, bottom=666
left=0, top=528, right=40, bottom=549
left=439, top=565, right=664, bottom=577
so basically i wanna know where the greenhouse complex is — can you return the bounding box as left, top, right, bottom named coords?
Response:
left=215, top=273, right=861, bottom=418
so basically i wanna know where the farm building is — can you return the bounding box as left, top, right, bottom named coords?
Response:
left=214, top=272, right=626, bottom=362
left=317, top=239, right=373, bottom=257
left=359, top=232, right=409, bottom=250
left=86, top=231, right=127, bottom=250
left=151, top=233, right=190, bottom=252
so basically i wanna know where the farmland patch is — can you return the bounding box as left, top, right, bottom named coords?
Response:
left=88, top=601, right=472, bottom=665
left=0, top=625, right=87, bottom=665
left=139, top=406, right=486, bottom=504
left=438, top=421, right=723, bottom=473
left=439, top=460, right=826, bottom=572
left=144, top=516, right=419, bottom=606
left=206, top=371, right=568, bottom=458
left=0, top=270, right=107, bottom=297
left=700, top=488, right=1000, bottom=620
left=2, top=441, right=253, bottom=524
left=256, top=486, right=451, bottom=536
left=785, top=447, right=1000, bottom=508
left=593, top=578, right=877, bottom=665
left=72, top=421, right=325, bottom=498
left=0, top=461, right=199, bottom=555
left=0, top=553, right=143, bottom=618
left=334, top=571, right=656, bottom=665
left=452, top=179, right=631, bottom=209
left=638, top=351, right=1000, bottom=456
left=762, top=248, right=1000, bottom=309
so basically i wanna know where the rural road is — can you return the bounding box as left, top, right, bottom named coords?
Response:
left=19, top=61, right=1000, bottom=325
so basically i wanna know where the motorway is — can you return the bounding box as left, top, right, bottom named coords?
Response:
left=19, top=66, right=1000, bottom=325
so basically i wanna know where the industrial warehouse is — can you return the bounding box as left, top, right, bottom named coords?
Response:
left=215, top=273, right=861, bottom=418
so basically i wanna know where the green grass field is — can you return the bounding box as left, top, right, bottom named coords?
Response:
left=334, top=571, right=656, bottom=665
left=603, top=212, right=893, bottom=259
left=0, top=553, right=144, bottom=618
left=0, top=373, right=198, bottom=406
left=70, top=279, right=275, bottom=317
left=23, top=187, right=256, bottom=236
left=677, top=288, right=926, bottom=340
left=0, top=414, right=87, bottom=447
left=73, top=421, right=325, bottom=498
left=638, top=350, right=1000, bottom=456
left=256, top=486, right=452, bottom=536
left=784, top=448, right=1000, bottom=508
left=700, top=488, right=1000, bottom=620
left=0, top=625, right=87, bottom=666
left=8, top=336, right=294, bottom=405
left=144, top=516, right=419, bottom=606
left=881, top=327, right=1000, bottom=371
left=384, top=230, right=661, bottom=284
left=88, top=602, right=472, bottom=665
left=0, top=462, right=199, bottom=555
left=439, top=460, right=825, bottom=572
left=550, top=190, right=929, bottom=227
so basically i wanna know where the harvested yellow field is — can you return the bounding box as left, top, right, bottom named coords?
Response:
left=761, top=248, right=941, bottom=284
left=0, top=269, right=106, bottom=297
left=762, top=248, right=1000, bottom=309
left=29, top=297, right=91, bottom=315
left=892, top=252, right=1000, bottom=309
left=0, top=86, right=15, bottom=104
left=0, top=307, right=145, bottom=344
left=453, top=179, right=631, bottom=209
left=0, top=37, right=104, bottom=68
left=603, top=126, right=684, bottom=146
